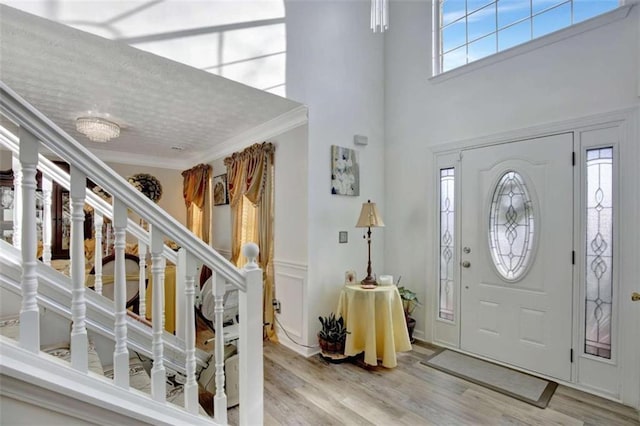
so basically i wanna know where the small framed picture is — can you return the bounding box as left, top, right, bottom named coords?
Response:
left=345, top=270, right=357, bottom=285
left=339, top=231, right=348, bottom=244
left=213, top=174, right=229, bottom=206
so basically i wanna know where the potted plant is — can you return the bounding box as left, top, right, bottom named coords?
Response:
left=397, top=286, right=421, bottom=343
left=318, top=313, right=349, bottom=359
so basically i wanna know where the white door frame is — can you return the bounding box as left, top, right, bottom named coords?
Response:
left=431, top=106, right=639, bottom=408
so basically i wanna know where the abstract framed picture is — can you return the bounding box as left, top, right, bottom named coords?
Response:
left=213, top=173, right=229, bottom=206
left=331, top=145, right=360, bottom=196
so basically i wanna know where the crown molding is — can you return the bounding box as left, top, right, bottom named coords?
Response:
left=195, top=104, right=309, bottom=164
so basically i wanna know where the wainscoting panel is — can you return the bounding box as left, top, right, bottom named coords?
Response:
left=273, top=260, right=310, bottom=356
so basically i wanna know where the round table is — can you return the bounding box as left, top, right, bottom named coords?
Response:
left=336, top=284, right=412, bottom=368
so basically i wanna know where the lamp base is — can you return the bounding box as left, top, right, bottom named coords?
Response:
left=361, top=275, right=377, bottom=289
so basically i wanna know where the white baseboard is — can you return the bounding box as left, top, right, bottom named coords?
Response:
left=275, top=322, right=319, bottom=358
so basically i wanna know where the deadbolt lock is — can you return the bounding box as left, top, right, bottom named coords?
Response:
left=463, top=247, right=471, bottom=254
left=632, top=292, right=640, bottom=302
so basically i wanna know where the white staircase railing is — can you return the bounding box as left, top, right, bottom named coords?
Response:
left=0, top=81, right=264, bottom=425
left=0, top=128, right=208, bottom=374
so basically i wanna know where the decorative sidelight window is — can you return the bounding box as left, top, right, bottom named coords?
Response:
left=439, top=168, right=455, bottom=321
left=488, top=171, right=535, bottom=281
left=584, top=147, right=614, bottom=359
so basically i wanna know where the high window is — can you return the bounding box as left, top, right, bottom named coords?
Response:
left=436, top=0, right=619, bottom=73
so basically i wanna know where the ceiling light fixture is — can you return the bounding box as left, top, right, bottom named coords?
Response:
left=371, top=0, right=388, bottom=33
left=76, top=117, right=120, bottom=143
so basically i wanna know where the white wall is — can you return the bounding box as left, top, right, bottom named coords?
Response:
left=106, top=162, right=186, bottom=226
left=384, top=1, right=640, bottom=341
left=285, top=0, right=386, bottom=349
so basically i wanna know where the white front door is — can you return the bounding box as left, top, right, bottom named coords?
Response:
left=460, top=133, right=573, bottom=381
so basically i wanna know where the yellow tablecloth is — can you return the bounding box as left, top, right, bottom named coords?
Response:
left=146, top=265, right=176, bottom=334
left=337, top=284, right=411, bottom=368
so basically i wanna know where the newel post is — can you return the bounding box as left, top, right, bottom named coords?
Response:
left=239, top=242, right=263, bottom=426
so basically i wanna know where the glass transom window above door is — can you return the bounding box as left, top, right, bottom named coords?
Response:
left=436, top=0, right=620, bottom=74
left=488, top=170, right=536, bottom=281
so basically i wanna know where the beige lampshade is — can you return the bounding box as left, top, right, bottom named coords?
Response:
left=356, top=200, right=385, bottom=228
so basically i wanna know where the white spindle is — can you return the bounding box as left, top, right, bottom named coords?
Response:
left=239, top=242, right=263, bottom=426
left=150, top=225, right=166, bottom=402
left=112, top=198, right=129, bottom=388
left=161, top=257, right=167, bottom=331
left=175, top=249, right=186, bottom=341
left=69, top=166, right=88, bottom=373
left=105, top=222, right=112, bottom=256
left=11, top=154, right=22, bottom=251
left=213, top=268, right=228, bottom=425
left=41, top=175, right=52, bottom=265
left=17, top=129, right=39, bottom=353
left=137, top=239, right=147, bottom=317
left=93, top=213, right=103, bottom=295
left=182, top=249, right=199, bottom=414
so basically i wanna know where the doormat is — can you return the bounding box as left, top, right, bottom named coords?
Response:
left=420, top=348, right=558, bottom=408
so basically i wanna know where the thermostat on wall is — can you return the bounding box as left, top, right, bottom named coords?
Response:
left=354, top=135, right=368, bottom=146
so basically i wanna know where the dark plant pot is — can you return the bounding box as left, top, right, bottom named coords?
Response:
left=406, top=316, right=416, bottom=343
left=318, top=336, right=345, bottom=355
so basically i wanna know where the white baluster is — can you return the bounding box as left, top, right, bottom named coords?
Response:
left=213, top=269, right=227, bottom=425
left=41, top=175, right=52, bottom=265
left=150, top=225, right=166, bottom=402
left=93, top=213, right=103, bottom=295
left=112, top=198, right=129, bottom=388
left=105, top=223, right=112, bottom=256
left=183, top=250, right=199, bottom=414
left=175, top=249, right=186, bottom=341
left=137, top=239, right=147, bottom=317
left=69, top=166, right=88, bottom=373
left=11, top=154, right=22, bottom=250
left=161, top=257, right=167, bottom=331
left=17, top=129, right=39, bottom=353
left=239, top=242, right=263, bottom=426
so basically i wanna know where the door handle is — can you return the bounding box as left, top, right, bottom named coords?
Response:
left=462, top=261, right=471, bottom=268
left=632, top=292, right=640, bottom=302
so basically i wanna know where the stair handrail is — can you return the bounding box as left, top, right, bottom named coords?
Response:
left=0, top=81, right=244, bottom=290
left=0, top=127, right=178, bottom=264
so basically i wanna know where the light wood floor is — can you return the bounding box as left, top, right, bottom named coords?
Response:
left=226, top=341, right=639, bottom=426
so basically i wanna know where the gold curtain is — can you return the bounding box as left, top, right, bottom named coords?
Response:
left=224, top=142, right=277, bottom=341
left=182, top=163, right=212, bottom=243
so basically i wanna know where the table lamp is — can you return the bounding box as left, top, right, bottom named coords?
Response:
left=356, top=200, right=384, bottom=288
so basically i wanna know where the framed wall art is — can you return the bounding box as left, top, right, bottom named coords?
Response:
left=213, top=173, right=229, bottom=206
left=331, top=145, right=359, bottom=196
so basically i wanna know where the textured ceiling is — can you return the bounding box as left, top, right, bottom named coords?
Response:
left=0, top=5, right=302, bottom=169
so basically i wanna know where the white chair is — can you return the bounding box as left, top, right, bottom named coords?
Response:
left=197, top=275, right=240, bottom=408
left=88, top=253, right=142, bottom=313
left=199, top=276, right=239, bottom=344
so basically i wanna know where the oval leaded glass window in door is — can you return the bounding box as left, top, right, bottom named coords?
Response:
left=488, top=171, right=536, bottom=281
